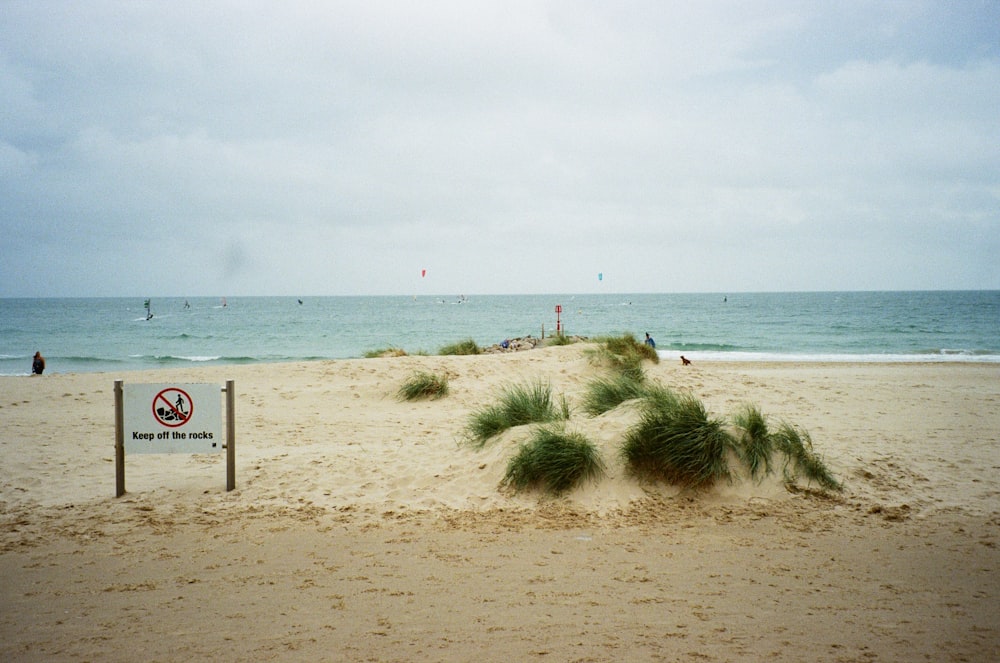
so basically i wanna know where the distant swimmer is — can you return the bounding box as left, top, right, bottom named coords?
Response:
left=680, top=355, right=691, bottom=366
left=298, top=299, right=303, bottom=305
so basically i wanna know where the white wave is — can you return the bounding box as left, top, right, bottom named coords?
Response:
left=658, top=350, right=1000, bottom=363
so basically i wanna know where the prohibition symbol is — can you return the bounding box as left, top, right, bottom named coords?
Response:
left=152, top=387, right=194, bottom=428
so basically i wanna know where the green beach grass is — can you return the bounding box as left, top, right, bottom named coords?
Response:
left=502, top=426, right=606, bottom=496
left=580, top=371, right=650, bottom=416
left=464, top=380, right=569, bottom=448
left=428, top=338, right=841, bottom=495
left=397, top=370, right=450, bottom=401
left=439, top=338, right=481, bottom=355
left=622, top=390, right=732, bottom=489
left=584, top=332, right=658, bottom=381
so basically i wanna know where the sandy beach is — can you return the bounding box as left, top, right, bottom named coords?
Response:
left=2, top=344, right=998, bottom=662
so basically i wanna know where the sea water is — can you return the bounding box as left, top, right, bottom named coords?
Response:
left=1, top=291, right=998, bottom=375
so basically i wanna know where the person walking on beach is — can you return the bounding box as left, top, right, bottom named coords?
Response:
left=31, top=351, right=45, bottom=375
left=644, top=332, right=656, bottom=349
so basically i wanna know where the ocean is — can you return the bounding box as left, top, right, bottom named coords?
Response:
left=1, top=291, right=998, bottom=375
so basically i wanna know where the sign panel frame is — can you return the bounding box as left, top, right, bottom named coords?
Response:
left=115, top=380, right=236, bottom=496
left=124, top=382, right=223, bottom=454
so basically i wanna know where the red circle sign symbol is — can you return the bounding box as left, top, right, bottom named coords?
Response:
left=152, top=387, right=194, bottom=428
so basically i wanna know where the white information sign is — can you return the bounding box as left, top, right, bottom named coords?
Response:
left=123, top=383, right=223, bottom=454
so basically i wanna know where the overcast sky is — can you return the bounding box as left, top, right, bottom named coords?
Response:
left=2, top=1, right=998, bottom=297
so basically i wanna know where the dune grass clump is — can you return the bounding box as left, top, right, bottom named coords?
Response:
left=586, top=333, right=658, bottom=381
left=771, top=421, right=842, bottom=491
left=439, top=339, right=481, bottom=356
left=730, top=405, right=841, bottom=491
left=464, top=380, right=569, bottom=448
left=581, top=372, right=650, bottom=416
left=622, top=390, right=732, bottom=489
left=546, top=333, right=574, bottom=346
left=640, top=382, right=683, bottom=410
left=502, top=427, right=606, bottom=495
left=397, top=371, right=449, bottom=401
left=731, top=404, right=774, bottom=481
left=602, top=333, right=659, bottom=363
left=364, top=347, right=407, bottom=358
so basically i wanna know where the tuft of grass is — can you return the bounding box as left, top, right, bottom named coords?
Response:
left=585, top=345, right=644, bottom=381
left=728, top=405, right=842, bottom=491
left=622, top=391, right=732, bottom=489
left=731, top=404, right=774, bottom=481
left=546, top=333, right=575, bottom=346
left=397, top=371, right=449, bottom=401
left=603, top=332, right=659, bottom=364
left=464, top=380, right=568, bottom=448
left=464, top=406, right=508, bottom=446
left=439, top=338, right=481, bottom=355
left=639, top=382, right=682, bottom=411
left=364, top=347, right=407, bottom=358
left=502, top=427, right=606, bottom=495
left=581, top=372, right=649, bottom=416
left=586, top=333, right=658, bottom=380
left=771, top=422, right=842, bottom=491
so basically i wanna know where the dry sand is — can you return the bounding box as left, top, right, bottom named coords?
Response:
left=1, top=344, right=998, bottom=662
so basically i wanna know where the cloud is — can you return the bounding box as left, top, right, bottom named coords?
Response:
left=1, top=1, right=998, bottom=296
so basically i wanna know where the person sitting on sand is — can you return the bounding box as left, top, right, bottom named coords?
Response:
left=680, top=355, right=691, bottom=366
left=644, top=332, right=655, bottom=348
left=31, top=351, right=45, bottom=375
